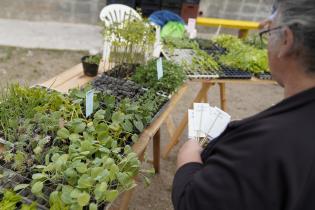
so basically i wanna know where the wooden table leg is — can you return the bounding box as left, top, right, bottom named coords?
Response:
left=162, top=82, right=213, bottom=159
left=153, top=129, right=160, bottom=174
left=118, top=188, right=135, bottom=210
left=219, top=83, right=227, bottom=111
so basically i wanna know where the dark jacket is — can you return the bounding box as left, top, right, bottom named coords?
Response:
left=172, top=87, right=315, bottom=210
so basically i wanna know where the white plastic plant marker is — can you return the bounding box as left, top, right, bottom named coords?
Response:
left=157, top=57, right=163, bottom=80
left=86, top=89, right=94, bottom=117
left=187, top=18, right=197, bottom=39
left=153, top=26, right=162, bottom=58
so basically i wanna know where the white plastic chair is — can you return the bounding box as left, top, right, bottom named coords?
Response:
left=100, top=4, right=143, bottom=62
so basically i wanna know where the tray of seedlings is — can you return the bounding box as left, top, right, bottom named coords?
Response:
left=213, top=34, right=270, bottom=80
left=218, top=65, right=252, bottom=79
left=0, top=84, right=157, bottom=209
left=256, top=72, right=272, bottom=80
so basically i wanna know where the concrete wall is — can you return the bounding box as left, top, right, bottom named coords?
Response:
left=0, top=0, right=107, bottom=24
left=199, top=0, right=273, bottom=22
left=0, top=0, right=273, bottom=25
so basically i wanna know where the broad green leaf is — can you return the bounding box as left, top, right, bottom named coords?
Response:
left=109, top=164, right=119, bottom=180
left=105, top=190, right=119, bottom=202
left=75, top=162, right=88, bottom=173
left=57, top=128, right=70, bottom=139
left=111, top=112, right=125, bottom=123
left=89, top=203, right=98, bottom=210
left=14, top=184, right=29, bottom=191
left=31, top=181, right=43, bottom=195
left=122, top=120, right=133, bottom=132
left=133, top=120, right=144, bottom=132
left=95, top=123, right=108, bottom=133
left=61, top=185, right=74, bottom=204
left=109, top=123, right=120, bottom=131
left=70, top=189, right=81, bottom=198
left=80, top=140, right=94, bottom=152
left=65, top=168, right=77, bottom=178
left=77, top=192, right=90, bottom=206
left=32, top=173, right=47, bottom=180
left=94, top=109, right=106, bottom=120
left=94, top=182, right=107, bottom=201
left=77, top=174, right=94, bottom=189
left=69, top=133, right=81, bottom=142
left=90, top=167, right=103, bottom=178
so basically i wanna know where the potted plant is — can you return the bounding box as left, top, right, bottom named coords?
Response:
left=81, top=54, right=102, bottom=76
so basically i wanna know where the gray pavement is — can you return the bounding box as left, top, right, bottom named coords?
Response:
left=0, top=19, right=103, bottom=52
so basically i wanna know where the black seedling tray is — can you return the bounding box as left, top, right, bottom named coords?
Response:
left=218, top=65, right=252, bottom=79
left=92, top=74, right=145, bottom=102
left=256, top=72, right=272, bottom=80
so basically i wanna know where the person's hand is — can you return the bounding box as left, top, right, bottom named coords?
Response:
left=177, top=139, right=203, bottom=170
left=259, top=19, right=271, bottom=29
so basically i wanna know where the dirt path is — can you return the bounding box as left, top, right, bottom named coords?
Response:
left=0, top=46, right=86, bottom=86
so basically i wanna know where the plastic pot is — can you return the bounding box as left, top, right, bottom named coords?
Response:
left=81, top=56, right=99, bottom=77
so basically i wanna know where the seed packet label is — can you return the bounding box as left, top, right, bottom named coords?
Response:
left=157, top=57, right=163, bottom=80
left=86, top=90, right=94, bottom=117
left=193, top=103, right=210, bottom=138
left=188, top=109, right=196, bottom=138
left=203, top=107, right=231, bottom=141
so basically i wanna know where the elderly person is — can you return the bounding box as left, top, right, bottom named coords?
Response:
left=172, top=0, right=315, bottom=209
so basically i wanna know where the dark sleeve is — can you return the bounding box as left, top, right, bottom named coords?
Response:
left=172, top=126, right=284, bottom=210
left=172, top=156, right=250, bottom=210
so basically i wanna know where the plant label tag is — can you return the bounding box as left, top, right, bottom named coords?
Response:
left=157, top=57, right=163, bottom=80
left=204, top=107, right=231, bottom=141
left=86, top=89, right=94, bottom=117
left=188, top=109, right=196, bottom=138
left=153, top=26, right=161, bottom=57
left=193, top=103, right=210, bottom=138
left=187, top=18, right=196, bottom=33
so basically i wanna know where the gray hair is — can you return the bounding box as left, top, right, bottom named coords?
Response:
left=276, top=0, right=315, bottom=73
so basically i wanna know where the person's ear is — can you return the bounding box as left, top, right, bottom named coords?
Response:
left=278, top=27, right=295, bottom=58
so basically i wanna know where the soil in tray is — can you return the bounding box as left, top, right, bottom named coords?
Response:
left=92, top=75, right=145, bottom=102
left=104, top=63, right=139, bottom=79
left=218, top=65, right=252, bottom=79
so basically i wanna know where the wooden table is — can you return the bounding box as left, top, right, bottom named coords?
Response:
left=162, top=78, right=277, bottom=159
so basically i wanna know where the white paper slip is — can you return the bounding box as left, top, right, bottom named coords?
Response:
left=193, top=103, right=211, bottom=137
left=188, top=109, right=196, bottom=138
left=205, top=107, right=231, bottom=141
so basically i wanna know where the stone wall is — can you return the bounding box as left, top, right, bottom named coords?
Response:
left=0, top=0, right=273, bottom=25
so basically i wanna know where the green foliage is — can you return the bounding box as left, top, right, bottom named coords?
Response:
left=103, top=17, right=156, bottom=65
left=163, top=36, right=198, bottom=49
left=182, top=46, right=220, bottom=73
left=132, top=59, right=186, bottom=94
left=0, top=190, right=21, bottom=210
left=0, top=81, right=164, bottom=208
left=213, top=34, right=269, bottom=73
left=84, top=54, right=101, bottom=65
